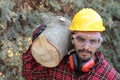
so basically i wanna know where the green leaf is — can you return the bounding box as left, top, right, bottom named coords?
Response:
left=49, top=0, right=61, bottom=10
left=0, top=77, right=4, bottom=80
left=62, top=0, right=69, bottom=3
left=0, top=44, right=7, bottom=59
left=73, top=0, right=84, bottom=8
left=114, top=28, right=120, bottom=40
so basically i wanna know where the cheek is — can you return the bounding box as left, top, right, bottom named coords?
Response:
left=74, top=43, right=82, bottom=50
left=91, top=48, right=98, bottom=53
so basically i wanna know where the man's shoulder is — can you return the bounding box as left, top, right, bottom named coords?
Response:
left=96, top=52, right=117, bottom=72
left=92, top=52, right=120, bottom=79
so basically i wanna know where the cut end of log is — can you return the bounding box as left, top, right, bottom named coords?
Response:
left=31, top=34, right=60, bottom=67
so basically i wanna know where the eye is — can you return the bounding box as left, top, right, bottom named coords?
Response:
left=90, top=39, right=98, bottom=44
left=76, top=36, right=85, bottom=42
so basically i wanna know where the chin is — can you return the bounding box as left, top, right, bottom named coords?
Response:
left=79, top=56, right=91, bottom=61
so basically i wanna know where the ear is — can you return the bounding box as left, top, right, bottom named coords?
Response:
left=71, top=35, right=75, bottom=45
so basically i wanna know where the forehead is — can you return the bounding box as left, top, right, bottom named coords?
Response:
left=73, top=31, right=101, bottom=38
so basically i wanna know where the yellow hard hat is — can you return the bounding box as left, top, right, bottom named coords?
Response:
left=69, top=8, right=105, bottom=31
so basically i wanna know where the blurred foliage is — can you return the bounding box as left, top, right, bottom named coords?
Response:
left=0, top=0, right=120, bottom=79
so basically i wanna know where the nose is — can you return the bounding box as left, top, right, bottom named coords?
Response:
left=82, top=42, right=90, bottom=50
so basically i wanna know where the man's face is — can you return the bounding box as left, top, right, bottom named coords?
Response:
left=71, top=31, right=102, bottom=61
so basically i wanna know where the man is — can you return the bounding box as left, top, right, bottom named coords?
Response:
left=22, top=8, right=120, bottom=80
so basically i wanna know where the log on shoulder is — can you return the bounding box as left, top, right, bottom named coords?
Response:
left=31, top=15, right=72, bottom=67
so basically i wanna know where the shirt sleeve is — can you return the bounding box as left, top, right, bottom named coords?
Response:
left=22, top=45, right=49, bottom=80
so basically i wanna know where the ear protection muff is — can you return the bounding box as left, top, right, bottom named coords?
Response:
left=69, top=53, right=79, bottom=73
left=69, top=53, right=95, bottom=73
left=80, top=58, right=95, bottom=72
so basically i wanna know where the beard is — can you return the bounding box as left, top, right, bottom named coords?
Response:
left=76, top=49, right=93, bottom=61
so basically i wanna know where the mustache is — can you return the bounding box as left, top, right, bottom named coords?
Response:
left=78, top=49, right=92, bottom=54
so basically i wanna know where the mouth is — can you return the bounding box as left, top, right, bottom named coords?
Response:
left=77, top=49, right=92, bottom=60
left=78, top=49, right=92, bottom=54
left=82, top=51, right=90, bottom=55
left=81, top=52, right=90, bottom=58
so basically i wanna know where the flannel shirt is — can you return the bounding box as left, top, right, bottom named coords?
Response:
left=22, top=45, right=120, bottom=80
left=22, top=25, right=120, bottom=80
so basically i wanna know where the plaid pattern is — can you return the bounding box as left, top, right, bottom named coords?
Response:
left=22, top=46, right=120, bottom=80
left=22, top=26, right=120, bottom=80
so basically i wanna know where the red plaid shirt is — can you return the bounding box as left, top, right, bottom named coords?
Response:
left=22, top=45, right=120, bottom=80
left=22, top=25, right=120, bottom=80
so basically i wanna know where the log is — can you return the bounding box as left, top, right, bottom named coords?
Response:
left=31, top=15, right=72, bottom=67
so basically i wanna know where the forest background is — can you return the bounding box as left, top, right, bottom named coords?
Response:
left=0, top=0, right=120, bottom=80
